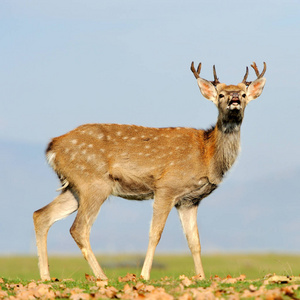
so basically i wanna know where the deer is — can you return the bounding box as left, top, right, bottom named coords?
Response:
left=33, top=61, right=266, bottom=281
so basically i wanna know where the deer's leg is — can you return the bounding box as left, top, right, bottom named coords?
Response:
left=141, top=194, right=174, bottom=280
left=176, top=204, right=205, bottom=279
left=69, top=182, right=110, bottom=280
left=33, top=190, right=79, bottom=281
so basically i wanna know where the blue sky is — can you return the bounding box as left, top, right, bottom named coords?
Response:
left=0, top=0, right=299, bottom=256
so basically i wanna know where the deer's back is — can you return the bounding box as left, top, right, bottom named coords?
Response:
left=46, top=123, right=213, bottom=201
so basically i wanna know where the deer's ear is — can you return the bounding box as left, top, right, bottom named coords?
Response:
left=196, top=78, right=218, bottom=104
left=246, top=77, right=266, bottom=102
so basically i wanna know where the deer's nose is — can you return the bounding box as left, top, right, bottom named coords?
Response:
left=231, top=92, right=239, bottom=100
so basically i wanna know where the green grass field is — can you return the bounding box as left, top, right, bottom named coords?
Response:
left=1, top=253, right=299, bottom=281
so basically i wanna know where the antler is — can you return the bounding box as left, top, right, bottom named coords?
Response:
left=242, top=62, right=267, bottom=86
left=190, top=61, right=201, bottom=79
left=190, top=62, right=220, bottom=86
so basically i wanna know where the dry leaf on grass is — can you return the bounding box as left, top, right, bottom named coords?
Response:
left=179, top=275, right=193, bottom=287
left=96, top=279, right=108, bottom=288
left=85, top=273, right=96, bottom=282
left=191, top=274, right=205, bottom=281
left=105, top=286, right=118, bottom=298
left=70, top=292, right=90, bottom=300
left=146, top=287, right=174, bottom=300
left=118, top=273, right=137, bottom=282
left=265, top=275, right=300, bottom=284
left=221, top=274, right=246, bottom=284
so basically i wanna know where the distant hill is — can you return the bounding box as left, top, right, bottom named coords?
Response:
left=0, top=139, right=299, bottom=255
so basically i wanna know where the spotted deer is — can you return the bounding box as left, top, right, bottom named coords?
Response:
left=33, top=61, right=266, bottom=281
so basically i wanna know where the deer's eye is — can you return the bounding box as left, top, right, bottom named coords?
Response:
left=242, top=93, right=246, bottom=98
left=219, top=94, right=224, bottom=98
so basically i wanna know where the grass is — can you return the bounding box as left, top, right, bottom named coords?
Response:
left=1, top=253, right=299, bottom=281
left=1, top=255, right=299, bottom=299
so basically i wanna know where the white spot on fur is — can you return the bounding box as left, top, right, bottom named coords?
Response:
left=100, top=149, right=105, bottom=153
left=71, top=139, right=78, bottom=144
left=145, top=145, right=150, bottom=149
left=88, top=144, right=93, bottom=148
left=82, top=149, right=87, bottom=155
left=153, top=137, right=158, bottom=140
left=131, top=137, right=136, bottom=140
left=76, top=165, right=86, bottom=171
left=98, top=134, right=104, bottom=139
left=87, top=154, right=96, bottom=162
left=116, top=131, right=122, bottom=136
left=123, top=136, right=128, bottom=140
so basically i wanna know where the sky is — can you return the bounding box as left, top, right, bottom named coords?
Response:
left=0, top=0, right=299, bottom=258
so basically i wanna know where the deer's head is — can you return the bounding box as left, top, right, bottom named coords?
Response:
left=191, top=62, right=266, bottom=128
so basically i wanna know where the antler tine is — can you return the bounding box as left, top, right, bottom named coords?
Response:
left=251, top=62, right=267, bottom=79
left=197, top=62, right=201, bottom=75
left=210, top=65, right=220, bottom=86
left=259, top=62, right=267, bottom=78
left=251, top=62, right=260, bottom=77
left=243, top=62, right=267, bottom=86
left=242, top=66, right=251, bottom=85
left=190, top=62, right=221, bottom=86
left=190, top=61, right=201, bottom=79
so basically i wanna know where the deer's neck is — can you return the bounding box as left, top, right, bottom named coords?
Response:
left=207, top=117, right=242, bottom=184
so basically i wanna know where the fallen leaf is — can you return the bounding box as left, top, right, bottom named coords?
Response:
left=179, top=275, right=193, bottom=287
left=0, top=291, right=8, bottom=298
left=191, top=274, right=204, bottom=281
left=178, top=292, right=192, bottom=300
left=70, top=292, right=90, bottom=300
left=105, top=286, right=118, bottom=298
left=85, top=273, right=96, bottom=282
left=146, top=288, right=173, bottom=300
left=123, top=283, right=132, bottom=293
left=281, top=285, right=298, bottom=296
left=96, top=279, right=108, bottom=288
left=118, top=273, right=137, bottom=282
left=210, top=275, right=221, bottom=282
left=249, top=284, right=257, bottom=292
left=266, top=275, right=295, bottom=283
left=265, top=288, right=282, bottom=300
